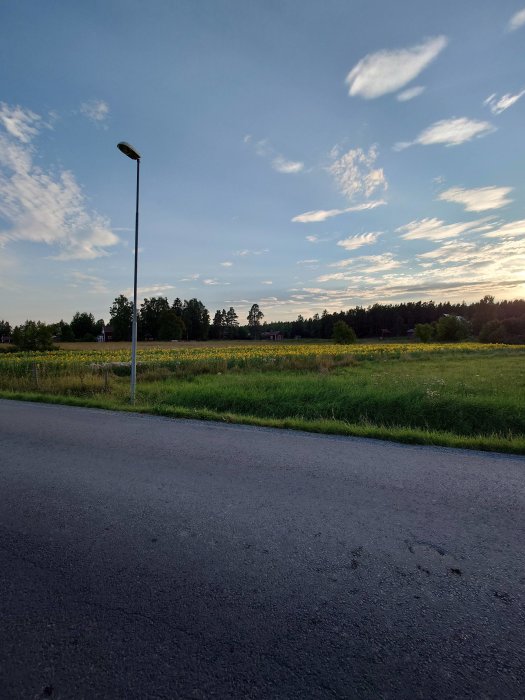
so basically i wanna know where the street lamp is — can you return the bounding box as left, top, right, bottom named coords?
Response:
left=117, top=141, right=141, bottom=404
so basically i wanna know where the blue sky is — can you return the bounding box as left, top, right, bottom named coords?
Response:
left=1, top=0, right=524, bottom=325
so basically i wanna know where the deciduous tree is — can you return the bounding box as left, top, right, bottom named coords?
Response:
left=110, top=295, right=133, bottom=341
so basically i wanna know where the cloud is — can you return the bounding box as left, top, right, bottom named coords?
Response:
left=297, top=259, right=319, bottom=265
left=234, top=248, right=269, bottom=256
left=328, top=145, right=387, bottom=200
left=262, top=280, right=273, bottom=284
left=0, top=102, right=41, bottom=143
left=292, top=200, right=386, bottom=223
left=80, top=99, right=110, bottom=124
left=220, top=261, right=233, bottom=267
left=482, top=219, right=525, bottom=238
left=484, top=90, right=525, bottom=115
left=69, top=272, right=109, bottom=294
left=272, top=156, right=304, bottom=174
left=397, top=86, right=426, bottom=102
left=395, top=117, right=494, bottom=149
left=346, top=36, right=447, bottom=99
left=0, top=104, right=119, bottom=260
left=336, top=231, right=382, bottom=251
left=438, top=186, right=513, bottom=212
left=397, top=217, right=487, bottom=241
left=123, top=284, right=175, bottom=297
left=180, top=273, right=200, bottom=281
left=317, top=254, right=401, bottom=281
left=246, top=136, right=304, bottom=175
left=508, top=8, right=525, bottom=31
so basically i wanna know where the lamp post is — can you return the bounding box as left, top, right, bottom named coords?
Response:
left=117, top=141, right=141, bottom=404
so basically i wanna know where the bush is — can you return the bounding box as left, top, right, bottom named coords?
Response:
left=12, top=320, right=55, bottom=351
left=435, top=315, right=470, bottom=342
left=414, top=323, right=434, bottom=343
left=332, top=320, right=357, bottom=344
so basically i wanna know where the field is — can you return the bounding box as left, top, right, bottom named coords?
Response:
left=1, top=341, right=524, bottom=453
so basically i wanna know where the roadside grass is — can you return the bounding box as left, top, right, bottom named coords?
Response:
left=0, top=346, right=524, bottom=454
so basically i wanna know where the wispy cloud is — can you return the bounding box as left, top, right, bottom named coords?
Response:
left=262, top=280, right=273, bottom=284
left=234, top=248, right=269, bottom=256
left=69, top=272, right=109, bottom=294
left=397, top=85, right=426, bottom=102
left=346, top=36, right=447, bottom=99
left=220, top=261, right=233, bottom=267
left=482, top=219, right=525, bottom=238
left=272, top=156, right=304, bottom=174
left=245, top=136, right=304, bottom=175
left=304, top=236, right=525, bottom=307
left=203, top=278, right=230, bottom=286
left=438, top=186, right=513, bottom=212
left=180, top=273, right=200, bottom=282
left=397, top=217, right=487, bottom=241
left=80, top=99, right=110, bottom=125
left=395, top=117, right=494, bottom=149
left=484, top=89, right=525, bottom=115
left=508, top=7, right=525, bottom=31
left=292, top=200, right=386, bottom=223
left=336, top=231, right=381, bottom=250
left=0, top=103, right=118, bottom=260
left=124, top=284, right=175, bottom=297
left=296, top=259, right=318, bottom=265
left=318, top=253, right=401, bottom=280
left=0, top=102, right=41, bottom=142
left=328, top=145, right=387, bottom=200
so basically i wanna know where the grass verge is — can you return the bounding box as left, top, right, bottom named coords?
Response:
left=1, top=387, right=524, bottom=455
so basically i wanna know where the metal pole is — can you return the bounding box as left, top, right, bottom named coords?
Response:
left=130, top=157, right=140, bottom=404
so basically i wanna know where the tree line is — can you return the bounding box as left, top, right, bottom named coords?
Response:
left=2, top=294, right=525, bottom=349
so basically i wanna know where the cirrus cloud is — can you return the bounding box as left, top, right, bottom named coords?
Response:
left=336, top=231, right=382, bottom=251
left=396, top=217, right=487, bottom=241
left=508, top=7, right=525, bottom=31
left=438, top=186, right=513, bottom=212
left=346, top=36, right=447, bottom=99
left=397, top=85, right=426, bottom=102
left=292, top=200, right=386, bottom=223
left=395, top=117, right=495, bottom=150
left=484, top=89, right=525, bottom=115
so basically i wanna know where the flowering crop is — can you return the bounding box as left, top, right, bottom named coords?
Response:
left=0, top=341, right=521, bottom=379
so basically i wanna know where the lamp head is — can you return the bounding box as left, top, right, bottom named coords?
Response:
left=117, top=141, right=141, bottom=160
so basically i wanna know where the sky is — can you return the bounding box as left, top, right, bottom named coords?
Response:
left=1, top=0, right=525, bottom=325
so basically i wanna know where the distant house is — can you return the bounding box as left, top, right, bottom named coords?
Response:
left=260, top=330, right=284, bottom=341
left=97, top=325, right=114, bottom=342
left=1, top=334, right=11, bottom=344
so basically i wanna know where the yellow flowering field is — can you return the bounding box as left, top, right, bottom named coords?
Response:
left=0, top=341, right=521, bottom=377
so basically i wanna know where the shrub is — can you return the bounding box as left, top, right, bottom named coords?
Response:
left=332, top=320, right=357, bottom=344
left=435, top=315, right=470, bottom=342
left=414, top=323, right=434, bottom=343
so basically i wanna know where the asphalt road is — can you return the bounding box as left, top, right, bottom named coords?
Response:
left=0, top=399, right=524, bottom=699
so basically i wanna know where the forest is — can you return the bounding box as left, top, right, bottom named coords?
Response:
left=2, top=294, right=525, bottom=346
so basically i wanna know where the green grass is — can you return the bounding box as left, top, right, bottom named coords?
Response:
left=1, top=348, right=524, bottom=454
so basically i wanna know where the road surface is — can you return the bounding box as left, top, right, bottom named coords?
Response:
left=1, top=399, right=524, bottom=698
